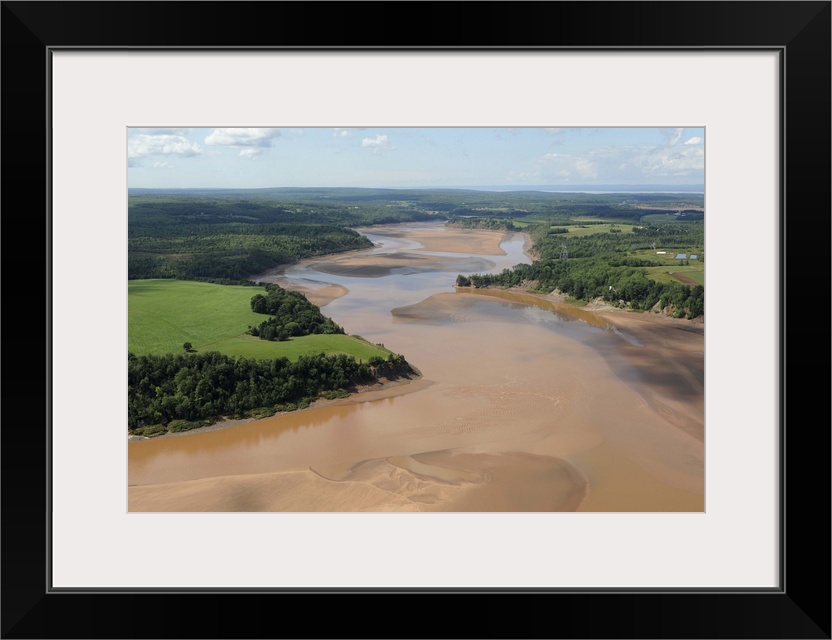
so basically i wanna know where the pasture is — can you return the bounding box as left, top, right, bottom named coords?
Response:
left=624, top=247, right=704, bottom=286
left=644, top=266, right=705, bottom=286
left=128, top=279, right=391, bottom=361
left=565, top=223, right=636, bottom=236
left=511, top=220, right=637, bottom=235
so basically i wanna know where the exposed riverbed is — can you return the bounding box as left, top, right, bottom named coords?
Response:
left=129, top=222, right=704, bottom=512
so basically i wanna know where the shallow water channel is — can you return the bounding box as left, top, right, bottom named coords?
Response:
left=129, top=222, right=704, bottom=512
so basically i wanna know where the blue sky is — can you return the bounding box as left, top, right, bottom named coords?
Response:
left=127, top=127, right=704, bottom=190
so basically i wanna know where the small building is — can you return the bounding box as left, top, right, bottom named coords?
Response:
left=656, top=251, right=667, bottom=254
left=674, top=253, right=687, bottom=260
left=690, top=254, right=698, bottom=260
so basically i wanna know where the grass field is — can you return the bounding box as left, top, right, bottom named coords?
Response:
left=638, top=213, right=701, bottom=224
left=510, top=220, right=637, bottom=234
left=564, top=223, right=637, bottom=236
left=128, top=279, right=392, bottom=361
left=644, top=266, right=705, bottom=286
left=626, top=247, right=704, bottom=286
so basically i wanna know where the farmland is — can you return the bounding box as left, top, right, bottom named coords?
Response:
left=644, top=266, right=705, bottom=286
left=128, top=279, right=391, bottom=362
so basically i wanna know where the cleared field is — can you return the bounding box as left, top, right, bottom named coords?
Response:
left=639, top=213, right=701, bottom=224
left=128, top=279, right=391, bottom=361
left=644, top=266, right=705, bottom=286
left=565, top=223, right=636, bottom=236
left=203, top=333, right=393, bottom=361
left=512, top=221, right=637, bottom=234
left=631, top=247, right=702, bottom=261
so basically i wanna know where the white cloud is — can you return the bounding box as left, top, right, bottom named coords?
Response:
left=361, top=134, right=393, bottom=153
left=128, top=134, right=201, bottom=158
left=238, top=147, right=264, bottom=158
left=606, top=132, right=704, bottom=180
left=333, top=128, right=367, bottom=138
left=204, top=128, right=281, bottom=150
left=629, top=145, right=704, bottom=177
left=534, top=136, right=703, bottom=183
left=544, top=128, right=564, bottom=135
left=361, top=134, right=387, bottom=147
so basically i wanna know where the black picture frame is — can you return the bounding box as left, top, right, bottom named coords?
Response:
left=2, top=2, right=829, bottom=638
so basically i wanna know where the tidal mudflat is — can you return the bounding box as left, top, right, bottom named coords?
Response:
left=129, top=222, right=704, bottom=512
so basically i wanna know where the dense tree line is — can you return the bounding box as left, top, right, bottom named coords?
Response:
left=128, top=197, right=440, bottom=234
left=129, top=189, right=703, bottom=232
left=248, top=284, right=344, bottom=341
left=457, top=221, right=705, bottom=319
left=128, top=350, right=413, bottom=433
left=127, top=190, right=457, bottom=281
left=458, top=259, right=704, bottom=318
left=128, top=222, right=374, bottom=281
left=447, top=218, right=517, bottom=231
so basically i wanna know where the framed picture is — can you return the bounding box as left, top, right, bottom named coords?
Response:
left=4, top=1, right=829, bottom=638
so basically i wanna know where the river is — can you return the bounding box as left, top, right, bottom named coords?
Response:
left=129, top=221, right=704, bottom=512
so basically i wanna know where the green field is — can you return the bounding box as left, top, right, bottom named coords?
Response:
left=644, top=265, right=705, bottom=286
left=639, top=213, right=700, bottom=224
left=128, top=279, right=391, bottom=361
left=565, top=223, right=636, bottom=236
left=511, top=221, right=636, bottom=234
left=624, top=247, right=704, bottom=286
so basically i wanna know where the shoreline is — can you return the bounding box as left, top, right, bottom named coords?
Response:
left=129, top=368, right=425, bottom=442
left=517, top=229, right=538, bottom=261
left=131, top=225, right=700, bottom=444
left=464, top=281, right=704, bottom=330
left=130, top=223, right=704, bottom=512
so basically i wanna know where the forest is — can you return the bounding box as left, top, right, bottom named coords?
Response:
left=248, top=284, right=344, bottom=341
left=128, top=191, right=440, bottom=281
left=128, top=350, right=413, bottom=436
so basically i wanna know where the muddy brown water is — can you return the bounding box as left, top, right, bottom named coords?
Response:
left=129, top=222, right=704, bottom=512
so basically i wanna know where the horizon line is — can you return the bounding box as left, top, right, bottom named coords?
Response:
left=129, top=184, right=705, bottom=192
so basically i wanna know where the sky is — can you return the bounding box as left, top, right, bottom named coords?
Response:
left=127, top=127, right=704, bottom=190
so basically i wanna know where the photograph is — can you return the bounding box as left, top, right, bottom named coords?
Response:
left=127, top=126, right=706, bottom=513
left=3, top=0, right=827, bottom=635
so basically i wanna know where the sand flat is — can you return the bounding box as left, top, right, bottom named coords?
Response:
left=129, top=450, right=586, bottom=512
left=363, top=224, right=513, bottom=255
